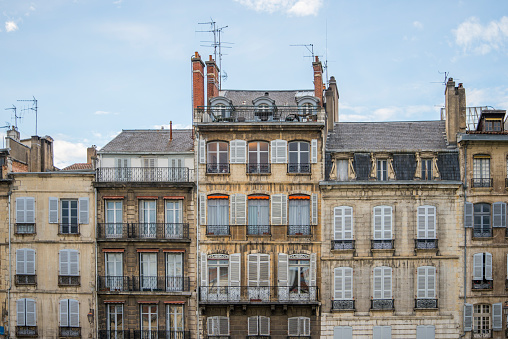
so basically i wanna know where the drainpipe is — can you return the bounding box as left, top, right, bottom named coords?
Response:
left=94, top=187, right=98, bottom=339
left=7, top=189, right=11, bottom=339
left=195, top=131, right=201, bottom=339
left=460, top=141, right=468, bottom=339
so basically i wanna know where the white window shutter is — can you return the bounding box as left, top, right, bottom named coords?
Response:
left=25, top=299, right=36, bottom=326
left=207, top=317, right=215, bottom=336
left=230, top=194, right=236, bottom=224
left=473, top=253, right=483, bottom=280
left=230, top=140, right=237, bottom=163
left=230, top=140, right=246, bottom=164
left=493, top=302, right=503, bottom=330
left=310, top=253, right=317, bottom=289
left=259, top=254, right=270, bottom=287
left=464, top=303, right=473, bottom=331
left=60, top=299, right=69, bottom=327
left=344, top=267, right=353, bottom=300
left=17, top=299, right=25, bottom=326
left=373, top=267, right=382, bottom=299
left=199, top=139, right=206, bottom=164
left=373, top=207, right=382, bottom=239
left=311, top=139, right=318, bottom=163
left=235, top=194, right=246, bottom=225
left=427, top=206, right=436, bottom=239
left=311, top=193, right=318, bottom=225
left=493, top=202, right=506, bottom=227
left=199, top=194, right=206, bottom=225
left=60, top=250, right=69, bottom=275
left=383, top=267, right=392, bottom=299
left=270, top=140, right=287, bottom=163
left=69, top=250, right=79, bottom=276
left=302, top=317, right=310, bottom=336
left=334, top=267, right=344, bottom=299
left=278, top=253, right=288, bottom=288
left=16, top=198, right=25, bottom=223
left=334, top=207, right=343, bottom=240
left=259, top=316, right=270, bottom=336
left=69, top=299, right=79, bottom=327
left=79, top=197, right=89, bottom=224
left=26, top=198, right=35, bottom=224
left=334, top=326, right=353, bottom=339
left=383, top=206, right=392, bottom=239
left=49, top=197, right=59, bottom=223
left=288, top=317, right=299, bottom=336
left=344, top=207, right=353, bottom=240
left=16, top=249, right=25, bottom=275
left=26, top=249, right=35, bottom=275
left=418, top=206, right=436, bottom=239
left=248, top=316, right=258, bottom=336
left=248, top=254, right=258, bottom=287
left=218, top=316, right=229, bottom=336
left=200, top=252, right=208, bottom=288
left=281, top=195, right=287, bottom=224
left=229, top=253, right=241, bottom=288
left=417, top=267, right=426, bottom=299
left=271, top=194, right=287, bottom=225
left=485, top=252, right=492, bottom=280
left=464, top=202, right=473, bottom=228
left=427, top=266, right=436, bottom=298
left=417, top=325, right=435, bottom=339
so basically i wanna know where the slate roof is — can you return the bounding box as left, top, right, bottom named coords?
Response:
left=62, top=163, right=93, bottom=171
left=327, top=121, right=450, bottom=152
left=219, top=90, right=314, bottom=107
left=99, top=129, right=193, bottom=153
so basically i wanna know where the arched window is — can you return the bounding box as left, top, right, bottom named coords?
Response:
left=288, top=141, right=310, bottom=173
left=207, top=141, right=229, bottom=173
left=248, top=141, right=269, bottom=173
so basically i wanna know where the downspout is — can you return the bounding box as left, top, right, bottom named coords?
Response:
left=7, top=189, right=11, bottom=338
left=195, top=131, right=200, bottom=338
left=94, top=187, right=98, bottom=339
left=460, top=141, right=468, bottom=339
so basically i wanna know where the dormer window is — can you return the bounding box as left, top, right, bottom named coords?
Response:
left=421, top=159, right=433, bottom=180
left=484, top=119, right=502, bottom=132
left=377, top=159, right=387, bottom=181
left=209, top=96, right=234, bottom=122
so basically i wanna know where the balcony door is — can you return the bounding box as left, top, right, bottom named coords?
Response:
left=166, top=253, right=183, bottom=291
left=140, top=200, right=156, bottom=238
left=106, top=253, right=123, bottom=291
left=140, top=253, right=157, bottom=291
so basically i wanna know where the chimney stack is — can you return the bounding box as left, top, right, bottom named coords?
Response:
left=445, top=78, right=466, bottom=144
left=206, top=55, right=220, bottom=101
left=313, top=56, right=324, bottom=105
left=325, top=76, right=339, bottom=132
left=192, top=52, right=205, bottom=109
left=87, top=146, right=97, bottom=164
left=170, top=121, right=173, bottom=141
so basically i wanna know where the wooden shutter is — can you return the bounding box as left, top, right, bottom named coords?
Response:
left=16, top=249, right=26, bottom=275
left=373, top=267, right=382, bottom=299
left=311, top=139, right=318, bottom=163
left=301, top=317, right=310, bottom=336
left=335, top=206, right=353, bottom=240
left=259, top=316, right=270, bottom=336
left=270, top=140, right=287, bottom=163
left=207, top=317, right=215, bottom=336
left=230, top=140, right=246, bottom=163
left=288, top=317, right=299, bottom=336
left=16, top=299, right=25, bottom=326
left=229, top=253, right=241, bottom=288
left=26, top=249, right=35, bottom=275
left=311, top=193, right=318, bottom=225
left=334, top=326, right=353, bottom=339
left=427, top=267, right=436, bottom=298
left=69, top=299, right=79, bottom=327
left=485, top=252, right=492, bottom=280
left=79, top=197, right=89, bottom=224
left=417, top=266, right=435, bottom=299
left=383, top=266, right=392, bottom=299
left=464, top=303, right=473, bottom=331
left=418, top=205, right=436, bottom=239
left=464, top=202, right=473, bottom=228
left=344, top=267, right=353, bottom=299
left=199, top=194, right=206, bottom=225
left=334, top=207, right=343, bottom=240
left=310, top=253, right=317, bottom=289
left=60, top=299, right=69, bottom=327
left=60, top=250, right=69, bottom=275
left=200, top=253, right=207, bottom=290
left=25, top=299, right=36, bottom=326
left=373, top=206, right=382, bottom=239
left=473, top=253, right=483, bottom=280
left=49, top=197, right=59, bottom=223
left=383, top=206, right=392, bottom=239
left=232, top=194, right=246, bottom=225
left=259, top=254, right=270, bottom=287
left=334, top=267, right=353, bottom=300
left=493, top=302, right=502, bottom=330
left=26, top=198, right=35, bottom=224
left=416, top=325, right=435, bottom=339
left=218, top=316, right=229, bottom=336
left=248, top=316, right=258, bottom=336
left=493, top=202, right=506, bottom=227
left=16, top=198, right=25, bottom=223
left=271, top=194, right=287, bottom=225
left=248, top=254, right=258, bottom=288
left=278, top=253, right=288, bottom=287
left=69, top=250, right=79, bottom=276
left=199, top=139, right=206, bottom=164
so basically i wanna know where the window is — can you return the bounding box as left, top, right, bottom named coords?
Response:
left=248, top=316, right=270, bottom=336
left=416, top=325, right=435, bottom=339
left=247, top=254, right=270, bottom=301
left=105, top=253, right=123, bottom=291
left=300, top=103, right=314, bottom=116
left=59, top=249, right=80, bottom=286
left=115, top=158, right=130, bottom=181
left=16, top=197, right=35, bottom=234
left=336, top=159, right=348, bottom=181
left=372, top=206, right=393, bottom=249
left=372, top=267, right=392, bottom=310
left=170, top=158, right=186, bottom=181
left=201, top=253, right=241, bottom=301
left=140, top=304, right=158, bottom=337
left=139, top=200, right=156, bottom=238
left=207, top=316, right=229, bottom=337
left=165, top=200, right=183, bottom=238
left=333, top=267, right=353, bottom=310
left=166, top=305, right=184, bottom=336
left=473, top=304, right=491, bottom=337
left=421, top=159, right=433, bottom=180
left=465, top=303, right=502, bottom=333
left=207, top=196, right=229, bottom=235
left=334, top=326, right=353, bottom=339
left=107, top=304, right=123, bottom=337
left=473, top=252, right=493, bottom=289
left=288, top=141, right=310, bottom=173
left=207, top=141, right=228, bottom=173
left=416, top=205, right=437, bottom=249
left=416, top=266, right=436, bottom=308
left=16, top=249, right=36, bottom=285
left=213, top=103, right=229, bottom=118
left=59, top=299, right=79, bottom=337
left=333, top=206, right=353, bottom=250
left=473, top=156, right=491, bottom=187
left=248, top=141, right=269, bottom=173
left=105, top=200, right=123, bottom=238
left=289, top=257, right=310, bottom=296
left=49, top=197, right=89, bottom=233
left=61, top=200, right=78, bottom=234
left=16, top=298, right=36, bottom=333
left=377, top=159, right=387, bottom=181
left=288, top=196, right=310, bottom=235
left=278, top=253, right=316, bottom=301
left=288, top=317, right=310, bottom=337
left=485, top=119, right=502, bottom=132
left=473, top=203, right=492, bottom=237
left=166, top=253, right=183, bottom=291
left=142, top=158, right=156, bottom=181
left=248, top=196, right=269, bottom=235
left=373, top=326, right=391, bottom=339
left=140, top=253, right=157, bottom=291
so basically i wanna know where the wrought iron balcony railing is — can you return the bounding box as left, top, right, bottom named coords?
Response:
left=98, top=330, right=132, bottom=339
left=472, top=329, right=493, bottom=338
left=415, top=298, right=438, bottom=309
left=473, top=228, right=492, bottom=238
left=506, top=178, right=508, bottom=187
left=472, top=178, right=493, bottom=188
left=246, top=163, right=271, bottom=174
left=59, top=327, right=81, bottom=337
left=287, top=336, right=311, bottom=339
left=472, top=279, right=493, bottom=290
left=15, top=223, right=35, bottom=234
left=332, top=299, right=355, bottom=310
left=371, top=299, right=394, bottom=310
left=371, top=239, right=394, bottom=250
left=247, top=225, right=271, bottom=236
left=196, top=105, right=321, bottom=123
left=59, top=223, right=79, bottom=235
left=128, top=330, right=190, bottom=339
left=247, top=336, right=271, bottom=339
left=200, top=286, right=318, bottom=303
left=131, top=276, right=190, bottom=292
left=331, top=239, right=355, bottom=250
left=415, top=238, right=438, bottom=250
left=287, top=163, right=311, bottom=174
left=16, top=326, right=37, bottom=337
left=58, top=275, right=80, bottom=286
left=15, top=274, right=36, bottom=285
left=206, top=225, right=230, bottom=236
left=98, top=276, right=130, bottom=292
left=206, top=163, right=230, bottom=174
left=97, top=223, right=189, bottom=240
left=96, top=167, right=193, bottom=182
left=288, top=225, right=311, bottom=236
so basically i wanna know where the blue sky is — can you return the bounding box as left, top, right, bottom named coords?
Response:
left=1, top=0, right=508, bottom=168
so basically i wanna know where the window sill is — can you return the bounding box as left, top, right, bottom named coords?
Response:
left=287, top=234, right=312, bottom=237
left=287, top=172, right=312, bottom=176
left=205, top=172, right=230, bottom=176
left=246, top=234, right=271, bottom=237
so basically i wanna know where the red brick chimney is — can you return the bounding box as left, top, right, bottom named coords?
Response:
left=313, top=56, right=323, bottom=105
left=192, top=52, right=205, bottom=109
left=206, top=55, right=220, bottom=101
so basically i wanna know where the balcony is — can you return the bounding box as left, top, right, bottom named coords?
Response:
left=287, top=163, right=311, bottom=174
left=131, top=330, right=190, bottom=339
left=15, top=223, right=35, bottom=235
left=59, top=327, right=81, bottom=337
left=200, top=286, right=318, bottom=304
left=371, top=299, right=394, bottom=310
left=472, top=279, right=493, bottom=290
left=206, top=163, right=230, bottom=174
left=96, top=167, right=193, bottom=183
left=206, top=225, right=230, bottom=236
left=15, top=274, right=36, bottom=285
left=59, top=223, right=79, bottom=235
left=371, top=239, right=394, bottom=250
left=58, top=275, right=80, bottom=286
left=98, top=276, right=130, bottom=292
left=473, top=329, right=492, bottom=338
left=472, top=178, right=493, bottom=188
left=331, top=240, right=355, bottom=250
left=287, top=337, right=311, bottom=339
left=98, top=330, right=132, bottom=339
left=97, top=223, right=189, bottom=241
left=414, top=298, right=438, bottom=309
left=131, top=276, right=190, bottom=292
left=247, top=336, right=271, bottom=339
left=288, top=225, right=311, bottom=236
left=247, top=225, right=271, bottom=236
left=247, top=163, right=271, bottom=174
left=332, top=299, right=355, bottom=310
left=16, top=326, right=37, bottom=337
left=473, top=228, right=492, bottom=238
left=415, top=239, right=438, bottom=250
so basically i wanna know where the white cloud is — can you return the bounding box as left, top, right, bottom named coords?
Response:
left=340, top=104, right=438, bottom=122
left=413, top=21, right=423, bottom=30
left=467, top=87, right=508, bottom=109
left=113, top=0, right=123, bottom=4
left=53, top=140, right=88, bottom=169
left=5, top=21, right=18, bottom=32
left=234, top=0, right=322, bottom=16
left=94, top=110, right=118, bottom=115
left=453, top=16, right=508, bottom=54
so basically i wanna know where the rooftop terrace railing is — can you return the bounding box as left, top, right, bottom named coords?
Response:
left=96, top=167, right=193, bottom=183
left=195, top=106, right=324, bottom=124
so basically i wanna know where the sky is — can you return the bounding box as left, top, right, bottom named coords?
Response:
left=1, top=0, right=508, bottom=168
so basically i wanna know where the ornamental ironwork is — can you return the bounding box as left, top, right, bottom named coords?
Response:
left=371, top=299, right=394, bottom=310
left=331, top=240, right=355, bottom=250
left=332, top=299, right=355, bottom=310
left=415, top=298, right=438, bottom=309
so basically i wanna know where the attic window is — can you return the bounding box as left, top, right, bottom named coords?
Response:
left=484, top=119, right=502, bottom=132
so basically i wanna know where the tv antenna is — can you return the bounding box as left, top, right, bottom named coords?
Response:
left=17, top=96, right=38, bottom=135
left=0, top=123, right=10, bottom=148
left=197, top=19, right=233, bottom=89
left=290, top=44, right=315, bottom=59
left=431, top=71, right=456, bottom=85
left=5, top=105, right=20, bottom=129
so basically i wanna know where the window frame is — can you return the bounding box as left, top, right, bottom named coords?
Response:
left=139, top=252, right=158, bottom=291
left=376, top=159, right=387, bottom=181
left=247, top=141, right=269, bottom=173
left=107, top=303, right=123, bottom=334
left=288, top=141, right=310, bottom=173
left=16, top=298, right=36, bottom=327
left=166, top=304, right=184, bottom=334
left=373, top=266, right=392, bottom=299
left=105, top=200, right=123, bottom=238
left=207, top=141, right=229, bottom=173
left=59, top=299, right=79, bottom=328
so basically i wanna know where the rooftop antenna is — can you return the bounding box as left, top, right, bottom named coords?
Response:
left=431, top=71, right=457, bottom=86
left=5, top=105, right=20, bottom=129
left=17, top=96, right=38, bottom=135
left=290, top=43, right=314, bottom=59
left=0, top=123, right=10, bottom=148
left=197, top=19, right=233, bottom=89
left=324, top=20, right=329, bottom=85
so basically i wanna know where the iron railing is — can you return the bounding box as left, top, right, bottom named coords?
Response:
left=59, top=223, right=79, bottom=235
left=415, top=239, right=438, bottom=249
left=472, top=178, right=493, bottom=188
left=131, top=330, right=190, bottom=339
left=246, top=163, right=271, bottom=174
left=288, top=225, right=311, bottom=236
left=472, top=279, right=493, bottom=290
left=96, top=167, right=193, bottom=182
left=206, top=163, right=230, bottom=174
left=473, top=329, right=493, bottom=338
left=506, top=178, right=508, bottom=187
left=287, top=163, right=311, bottom=174
left=98, top=276, right=130, bottom=292
left=331, top=240, right=355, bottom=250
left=98, top=330, right=132, bottom=339
left=473, top=228, right=492, bottom=238
left=332, top=299, right=355, bottom=310
left=131, top=276, right=190, bottom=292
left=15, top=326, right=37, bottom=337
left=58, top=275, right=80, bottom=286
left=287, top=336, right=311, bottom=339
left=415, top=298, right=438, bottom=309
left=15, top=223, right=35, bottom=234
left=247, top=336, right=271, bottom=339
left=97, top=223, right=189, bottom=240
left=200, top=286, right=318, bottom=303
left=59, top=327, right=81, bottom=337
left=247, top=225, right=271, bottom=236
left=206, top=225, right=230, bottom=236
left=371, top=239, right=394, bottom=249
left=371, top=299, right=394, bottom=310
left=15, top=274, right=36, bottom=285
left=195, top=105, right=320, bottom=123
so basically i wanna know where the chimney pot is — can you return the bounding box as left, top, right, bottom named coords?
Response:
left=170, top=121, right=173, bottom=141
